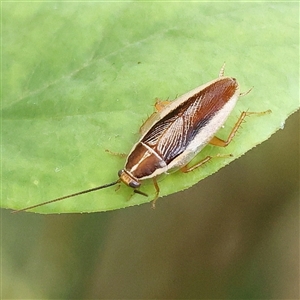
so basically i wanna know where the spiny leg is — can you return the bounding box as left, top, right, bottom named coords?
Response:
left=105, top=149, right=127, bottom=158
left=209, top=110, right=271, bottom=147
left=181, top=153, right=233, bottom=173
left=181, top=110, right=271, bottom=173
left=154, top=98, right=172, bottom=112
left=151, top=177, right=160, bottom=209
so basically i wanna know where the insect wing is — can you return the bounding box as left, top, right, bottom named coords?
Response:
left=142, top=78, right=238, bottom=164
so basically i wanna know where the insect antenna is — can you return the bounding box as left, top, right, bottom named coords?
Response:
left=12, top=179, right=120, bottom=213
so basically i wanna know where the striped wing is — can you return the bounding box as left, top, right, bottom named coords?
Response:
left=141, top=78, right=237, bottom=164
left=142, top=95, right=208, bottom=163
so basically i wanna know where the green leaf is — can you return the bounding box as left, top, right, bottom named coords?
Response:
left=2, top=2, right=298, bottom=213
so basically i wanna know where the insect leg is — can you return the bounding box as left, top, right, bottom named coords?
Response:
left=181, top=153, right=232, bottom=173
left=209, top=110, right=271, bottom=147
left=105, top=149, right=127, bottom=158
left=151, top=177, right=160, bottom=209
left=154, top=98, right=172, bottom=112
left=181, top=110, right=271, bottom=173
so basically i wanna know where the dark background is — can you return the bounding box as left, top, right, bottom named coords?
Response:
left=2, top=111, right=299, bottom=299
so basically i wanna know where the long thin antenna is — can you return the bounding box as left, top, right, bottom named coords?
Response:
left=12, top=179, right=120, bottom=213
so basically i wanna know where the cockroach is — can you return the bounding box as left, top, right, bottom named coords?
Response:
left=14, top=64, right=270, bottom=212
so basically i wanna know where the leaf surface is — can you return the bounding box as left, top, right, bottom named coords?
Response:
left=2, top=2, right=298, bottom=213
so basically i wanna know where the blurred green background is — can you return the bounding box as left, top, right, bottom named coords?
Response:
left=2, top=2, right=299, bottom=299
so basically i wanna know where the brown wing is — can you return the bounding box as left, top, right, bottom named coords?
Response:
left=142, top=78, right=237, bottom=164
